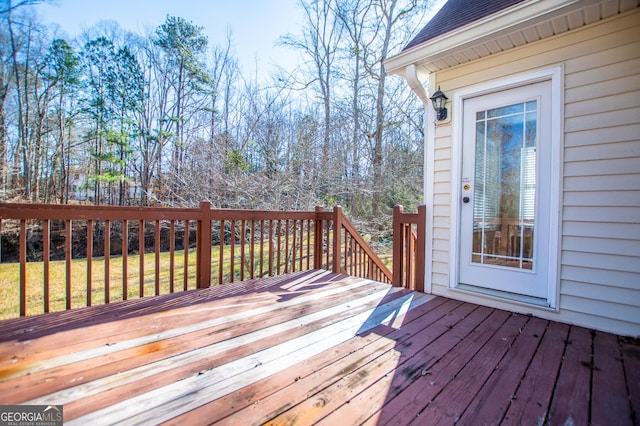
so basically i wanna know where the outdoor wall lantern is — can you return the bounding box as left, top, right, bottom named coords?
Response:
left=430, top=86, right=448, bottom=121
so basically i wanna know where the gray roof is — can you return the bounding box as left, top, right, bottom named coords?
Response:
left=403, top=0, right=527, bottom=51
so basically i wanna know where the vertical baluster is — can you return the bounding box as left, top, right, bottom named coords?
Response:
left=250, top=220, right=255, bottom=279
left=169, top=220, right=175, bottom=293
left=306, top=219, right=311, bottom=270
left=155, top=220, right=161, bottom=295
left=409, top=224, right=413, bottom=287
left=299, top=220, right=304, bottom=271
left=268, top=220, right=274, bottom=276
left=356, top=242, right=359, bottom=277
left=291, top=219, right=297, bottom=272
left=343, top=230, right=348, bottom=273
left=87, top=220, right=93, bottom=306
left=345, top=232, right=358, bottom=277
left=405, top=224, right=411, bottom=288
left=355, top=241, right=359, bottom=277
left=139, top=220, right=145, bottom=297
left=43, top=219, right=50, bottom=313
left=19, top=219, right=26, bottom=316
left=259, top=219, right=265, bottom=277
left=65, top=219, right=72, bottom=310
left=313, top=209, right=323, bottom=270
left=284, top=220, right=290, bottom=274
left=230, top=220, right=235, bottom=283
left=392, top=205, right=403, bottom=287
left=240, top=219, right=245, bottom=281
left=123, top=220, right=128, bottom=300
left=349, top=236, right=353, bottom=276
left=105, top=220, right=111, bottom=303
left=346, top=234, right=351, bottom=275
left=353, top=241, right=357, bottom=277
left=183, top=220, right=189, bottom=291
left=325, top=220, right=330, bottom=269
left=364, top=247, right=367, bottom=278
left=276, top=220, right=282, bottom=275
left=410, top=224, right=415, bottom=288
left=219, top=219, right=225, bottom=285
left=353, top=238, right=357, bottom=276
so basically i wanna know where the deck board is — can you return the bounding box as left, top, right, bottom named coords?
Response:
left=0, top=270, right=637, bottom=425
left=547, top=325, right=592, bottom=426
left=591, top=331, right=634, bottom=426
left=199, top=298, right=460, bottom=426
left=621, top=338, right=640, bottom=424
left=502, top=320, right=570, bottom=425
left=456, top=316, right=549, bottom=425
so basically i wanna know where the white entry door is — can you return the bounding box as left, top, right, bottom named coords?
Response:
left=459, top=80, right=553, bottom=300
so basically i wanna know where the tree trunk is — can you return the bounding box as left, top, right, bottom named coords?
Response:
left=371, top=0, right=397, bottom=222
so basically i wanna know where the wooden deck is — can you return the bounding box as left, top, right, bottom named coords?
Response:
left=0, top=270, right=637, bottom=425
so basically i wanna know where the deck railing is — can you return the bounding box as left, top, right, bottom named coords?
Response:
left=0, top=202, right=425, bottom=318
left=393, top=205, right=427, bottom=292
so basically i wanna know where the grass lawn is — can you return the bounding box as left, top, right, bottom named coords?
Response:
left=0, top=235, right=392, bottom=320
left=0, top=243, right=281, bottom=320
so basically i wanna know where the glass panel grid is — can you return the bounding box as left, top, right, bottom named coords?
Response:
left=472, top=100, right=537, bottom=270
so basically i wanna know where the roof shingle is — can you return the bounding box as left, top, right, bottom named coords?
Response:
left=403, top=0, right=527, bottom=51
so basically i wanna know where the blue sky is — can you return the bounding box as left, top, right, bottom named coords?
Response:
left=36, top=0, right=304, bottom=77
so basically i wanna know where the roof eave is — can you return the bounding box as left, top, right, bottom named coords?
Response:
left=385, top=0, right=586, bottom=76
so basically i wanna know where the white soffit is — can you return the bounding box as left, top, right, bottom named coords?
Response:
left=385, top=0, right=640, bottom=76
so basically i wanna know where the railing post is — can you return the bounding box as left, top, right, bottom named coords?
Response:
left=392, top=205, right=403, bottom=287
left=314, top=206, right=324, bottom=270
left=332, top=206, right=343, bottom=274
left=416, top=205, right=427, bottom=292
left=197, top=201, right=212, bottom=289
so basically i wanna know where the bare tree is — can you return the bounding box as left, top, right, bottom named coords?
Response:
left=207, top=30, right=237, bottom=199
left=280, top=0, right=342, bottom=197
left=333, top=0, right=376, bottom=216
left=367, top=0, right=420, bottom=220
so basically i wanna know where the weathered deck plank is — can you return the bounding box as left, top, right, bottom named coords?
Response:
left=177, top=298, right=458, bottom=425
left=456, top=316, right=549, bottom=425
left=547, top=325, right=593, bottom=426
left=591, top=331, right=634, bottom=426
left=56, top=279, right=403, bottom=419
left=319, top=303, right=489, bottom=426
left=621, top=338, right=640, bottom=424
left=269, top=301, right=480, bottom=426
left=0, top=270, right=636, bottom=426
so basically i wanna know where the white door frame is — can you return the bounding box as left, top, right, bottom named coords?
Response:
left=448, top=66, right=563, bottom=309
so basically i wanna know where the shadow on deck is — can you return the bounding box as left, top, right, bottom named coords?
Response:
left=0, top=270, right=637, bottom=425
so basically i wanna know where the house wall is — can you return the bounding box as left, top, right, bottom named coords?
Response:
left=426, top=9, right=640, bottom=336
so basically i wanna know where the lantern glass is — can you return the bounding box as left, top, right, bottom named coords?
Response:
left=430, top=86, right=448, bottom=121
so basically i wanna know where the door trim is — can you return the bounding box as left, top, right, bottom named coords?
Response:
left=448, top=66, right=563, bottom=309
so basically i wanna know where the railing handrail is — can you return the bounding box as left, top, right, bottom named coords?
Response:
left=0, top=202, right=321, bottom=221
left=333, top=206, right=393, bottom=282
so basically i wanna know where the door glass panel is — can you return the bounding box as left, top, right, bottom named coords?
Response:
left=472, top=101, right=536, bottom=270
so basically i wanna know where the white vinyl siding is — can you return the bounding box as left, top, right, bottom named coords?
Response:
left=426, top=9, right=640, bottom=336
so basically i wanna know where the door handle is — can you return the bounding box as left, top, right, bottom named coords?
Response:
left=462, top=196, right=470, bottom=203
